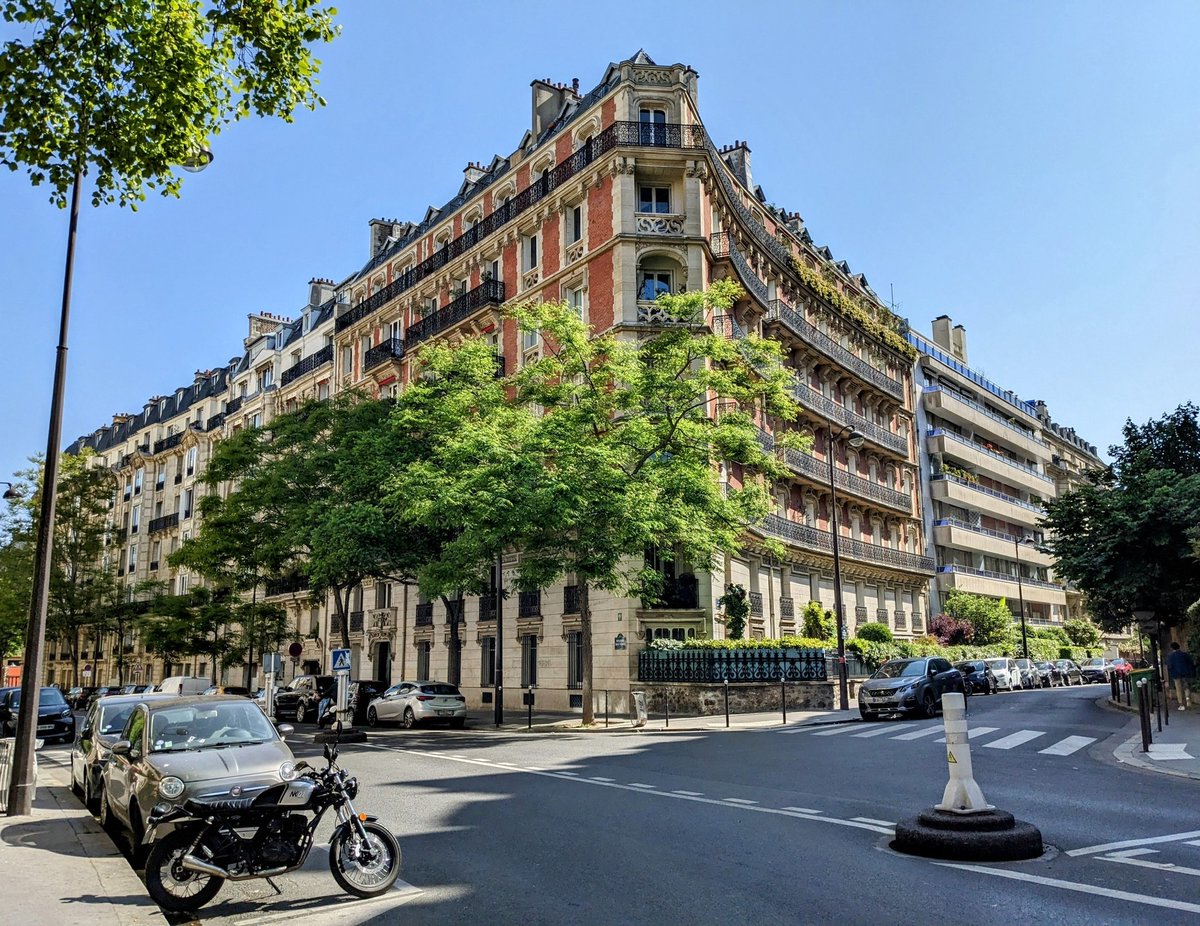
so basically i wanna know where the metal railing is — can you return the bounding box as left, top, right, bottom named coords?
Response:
left=789, top=379, right=908, bottom=455
left=264, top=574, right=309, bottom=597
left=927, top=428, right=1051, bottom=482
left=148, top=512, right=179, bottom=534
left=563, top=584, right=580, bottom=614
left=909, top=331, right=1041, bottom=422
left=930, top=473, right=1045, bottom=513
left=936, top=564, right=1063, bottom=591
left=711, top=232, right=769, bottom=304
left=280, top=344, right=334, bottom=386
left=518, top=590, right=542, bottom=619
left=405, top=279, right=505, bottom=346
left=415, top=602, right=433, bottom=626
left=758, top=427, right=910, bottom=511
left=638, top=648, right=827, bottom=683
left=225, top=396, right=244, bottom=415
left=363, top=337, right=405, bottom=372
left=922, top=387, right=1046, bottom=446
left=205, top=413, right=226, bottom=432
left=758, top=513, right=935, bottom=573
left=153, top=432, right=183, bottom=455
left=932, top=518, right=1029, bottom=545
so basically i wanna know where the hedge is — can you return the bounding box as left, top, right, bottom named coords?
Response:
left=647, top=636, right=828, bottom=651
left=846, top=636, right=1102, bottom=672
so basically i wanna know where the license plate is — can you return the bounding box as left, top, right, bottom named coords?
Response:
left=436, top=710, right=453, bottom=716
left=37, top=725, right=54, bottom=732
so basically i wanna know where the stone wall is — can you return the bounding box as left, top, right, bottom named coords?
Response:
left=637, top=681, right=835, bottom=716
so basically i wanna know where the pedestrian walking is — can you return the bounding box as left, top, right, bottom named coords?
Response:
left=1166, top=641, right=1195, bottom=710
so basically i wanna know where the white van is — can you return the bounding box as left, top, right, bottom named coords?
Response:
left=154, top=676, right=211, bottom=697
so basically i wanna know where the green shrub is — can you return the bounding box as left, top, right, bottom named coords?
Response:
left=718, top=584, right=749, bottom=640
left=800, top=601, right=835, bottom=641
left=856, top=622, right=894, bottom=644
left=670, top=636, right=828, bottom=651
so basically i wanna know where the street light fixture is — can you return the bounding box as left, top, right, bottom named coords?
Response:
left=827, top=423, right=864, bottom=711
left=7, top=149, right=214, bottom=816
left=1012, top=536, right=1037, bottom=659
left=1, top=482, right=19, bottom=500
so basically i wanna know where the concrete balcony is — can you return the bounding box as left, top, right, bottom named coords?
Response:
left=926, top=429, right=1052, bottom=496
left=922, top=388, right=1047, bottom=458
left=931, top=519, right=1055, bottom=567
left=935, top=565, right=1067, bottom=607
left=930, top=475, right=1043, bottom=527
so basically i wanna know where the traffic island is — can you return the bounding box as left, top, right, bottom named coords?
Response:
left=892, top=692, right=1043, bottom=862
left=314, top=726, right=366, bottom=744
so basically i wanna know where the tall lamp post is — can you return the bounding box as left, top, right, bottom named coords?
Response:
left=1013, top=536, right=1036, bottom=659
left=7, top=148, right=212, bottom=817
left=827, top=423, right=865, bottom=711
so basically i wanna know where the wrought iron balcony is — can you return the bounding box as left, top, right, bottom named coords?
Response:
left=153, top=432, right=183, bottom=455
left=363, top=337, right=405, bottom=372
left=757, top=513, right=934, bottom=574
left=205, top=413, right=226, bottom=432
left=517, top=590, right=541, bottom=619
left=478, top=595, right=497, bottom=622
left=757, top=427, right=910, bottom=511
left=930, top=473, right=1045, bottom=513
left=638, top=648, right=827, bottom=683
left=148, top=512, right=179, bottom=534
left=405, top=279, right=505, bottom=347
left=280, top=344, right=334, bottom=386
left=789, top=379, right=908, bottom=456
left=415, top=602, right=434, bottom=626
left=641, top=574, right=700, bottom=610
left=710, top=232, right=769, bottom=304
left=349, top=611, right=364, bottom=633
left=225, top=396, right=244, bottom=415
left=264, top=574, right=309, bottom=597
left=937, top=564, right=1063, bottom=591
left=563, top=584, right=580, bottom=614
left=764, top=300, right=904, bottom=400
left=927, top=428, right=1052, bottom=483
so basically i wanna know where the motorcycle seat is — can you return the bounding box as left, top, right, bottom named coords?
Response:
left=184, top=796, right=257, bottom=814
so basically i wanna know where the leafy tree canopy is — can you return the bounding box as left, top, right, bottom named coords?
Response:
left=942, top=590, right=1013, bottom=647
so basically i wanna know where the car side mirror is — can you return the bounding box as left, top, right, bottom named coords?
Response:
left=110, top=740, right=132, bottom=757
left=276, top=723, right=294, bottom=741
left=928, top=667, right=938, bottom=677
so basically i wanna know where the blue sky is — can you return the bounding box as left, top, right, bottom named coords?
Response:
left=4, top=1, right=1198, bottom=485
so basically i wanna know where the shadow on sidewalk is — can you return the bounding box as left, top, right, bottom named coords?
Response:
left=0, top=814, right=97, bottom=856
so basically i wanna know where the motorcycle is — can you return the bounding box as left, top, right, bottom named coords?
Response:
left=143, top=732, right=400, bottom=913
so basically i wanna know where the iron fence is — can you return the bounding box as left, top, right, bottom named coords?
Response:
left=637, top=648, right=827, bottom=683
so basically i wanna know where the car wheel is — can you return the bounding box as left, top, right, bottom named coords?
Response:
left=85, top=773, right=101, bottom=815
left=402, top=707, right=417, bottom=729
left=921, top=690, right=938, bottom=718
left=367, top=707, right=379, bottom=727
left=98, top=786, right=116, bottom=833
left=859, top=709, right=879, bottom=721
left=72, top=768, right=84, bottom=799
left=295, top=703, right=307, bottom=724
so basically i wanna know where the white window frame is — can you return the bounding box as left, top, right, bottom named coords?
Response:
left=523, top=233, right=539, bottom=271
left=638, top=185, right=671, bottom=214
left=639, top=270, right=673, bottom=301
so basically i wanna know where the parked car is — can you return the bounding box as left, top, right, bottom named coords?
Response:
left=153, top=676, right=211, bottom=697
left=954, top=660, right=998, bottom=695
left=0, top=686, right=76, bottom=743
left=1053, top=659, right=1085, bottom=685
left=200, top=685, right=251, bottom=697
left=67, top=686, right=97, bottom=710
left=1110, top=658, right=1133, bottom=677
left=1079, top=658, right=1114, bottom=684
left=1033, top=661, right=1062, bottom=687
left=367, top=680, right=468, bottom=728
left=857, top=657, right=966, bottom=720
left=99, top=695, right=296, bottom=848
left=1013, top=658, right=1040, bottom=689
left=984, top=657, right=1020, bottom=692
left=341, top=679, right=390, bottom=727
left=84, top=686, right=123, bottom=709
left=273, top=674, right=335, bottom=723
left=71, top=693, right=173, bottom=812
left=118, top=685, right=152, bottom=695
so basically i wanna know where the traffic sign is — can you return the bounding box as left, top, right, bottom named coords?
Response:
left=288, top=641, right=304, bottom=659
left=262, top=653, right=282, bottom=674
left=331, top=648, right=351, bottom=674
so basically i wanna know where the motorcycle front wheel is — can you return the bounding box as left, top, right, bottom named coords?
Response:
left=329, top=821, right=401, bottom=898
left=145, top=828, right=225, bottom=913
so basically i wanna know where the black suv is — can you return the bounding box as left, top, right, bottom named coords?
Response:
left=954, top=659, right=998, bottom=695
left=273, top=674, right=335, bottom=723
left=858, top=657, right=966, bottom=720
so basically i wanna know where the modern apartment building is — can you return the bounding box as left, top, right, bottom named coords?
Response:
left=52, top=51, right=946, bottom=707
left=909, top=317, right=1102, bottom=628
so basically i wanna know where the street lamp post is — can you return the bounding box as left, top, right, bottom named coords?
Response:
left=1013, top=537, right=1035, bottom=659
left=827, top=423, right=865, bottom=711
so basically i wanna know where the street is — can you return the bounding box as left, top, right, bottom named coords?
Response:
left=46, top=686, right=1200, bottom=925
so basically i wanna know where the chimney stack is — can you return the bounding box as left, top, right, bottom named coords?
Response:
left=931, top=315, right=953, bottom=353
left=950, top=324, right=968, bottom=364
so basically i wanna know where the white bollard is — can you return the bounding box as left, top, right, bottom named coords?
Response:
left=935, top=692, right=993, bottom=814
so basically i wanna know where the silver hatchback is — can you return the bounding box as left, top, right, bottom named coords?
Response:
left=367, top=680, right=467, bottom=729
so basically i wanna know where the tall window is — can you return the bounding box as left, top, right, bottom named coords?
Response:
left=130, top=507, right=140, bottom=534
left=128, top=543, right=137, bottom=571
left=258, top=366, right=273, bottom=391
left=374, top=581, right=391, bottom=609
left=640, top=270, right=672, bottom=301
left=523, top=233, right=539, bottom=271
left=567, top=205, right=583, bottom=244
left=389, top=319, right=403, bottom=343
left=568, top=286, right=586, bottom=320
left=481, top=636, right=496, bottom=686
left=185, top=446, right=197, bottom=476
left=567, top=631, right=583, bottom=690
left=639, top=107, right=667, bottom=145
left=638, top=185, right=671, bottom=214
left=182, top=488, right=194, bottom=520
left=342, top=346, right=354, bottom=376
left=318, top=380, right=330, bottom=401
left=522, top=326, right=540, bottom=353
left=134, top=467, right=144, bottom=494
left=521, top=634, right=538, bottom=687
left=416, top=641, right=431, bottom=680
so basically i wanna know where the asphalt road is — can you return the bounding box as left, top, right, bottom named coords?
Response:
left=53, top=684, right=1200, bottom=925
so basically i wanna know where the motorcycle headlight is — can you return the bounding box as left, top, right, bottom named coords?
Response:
left=344, top=776, right=359, bottom=800
left=279, top=761, right=297, bottom=782
left=158, top=777, right=185, bottom=800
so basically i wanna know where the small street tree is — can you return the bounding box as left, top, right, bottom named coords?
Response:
left=0, top=468, right=35, bottom=659
left=1062, top=618, right=1102, bottom=650
left=942, top=590, right=1013, bottom=648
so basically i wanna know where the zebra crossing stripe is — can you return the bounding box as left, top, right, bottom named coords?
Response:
left=982, top=730, right=1046, bottom=750
left=892, top=726, right=945, bottom=741
left=810, top=724, right=867, bottom=736
left=1038, top=735, right=1096, bottom=756
left=853, top=723, right=915, bottom=738
left=935, top=726, right=998, bottom=743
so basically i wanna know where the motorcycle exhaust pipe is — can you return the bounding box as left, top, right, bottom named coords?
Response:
left=181, top=855, right=290, bottom=881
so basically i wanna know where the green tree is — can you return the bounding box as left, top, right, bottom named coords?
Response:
left=0, top=0, right=339, bottom=209
left=1062, top=618, right=1102, bottom=649
left=718, top=585, right=750, bottom=640
left=800, top=600, right=835, bottom=641
left=1042, top=404, right=1200, bottom=633
left=943, top=590, right=1013, bottom=648
left=138, top=586, right=238, bottom=683
left=0, top=466, right=36, bottom=659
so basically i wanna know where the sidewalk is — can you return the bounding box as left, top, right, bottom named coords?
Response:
left=1107, top=695, right=1200, bottom=782
left=460, top=702, right=859, bottom=734
left=0, top=755, right=165, bottom=926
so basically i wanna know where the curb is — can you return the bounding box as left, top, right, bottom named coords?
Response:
left=1110, top=734, right=1200, bottom=781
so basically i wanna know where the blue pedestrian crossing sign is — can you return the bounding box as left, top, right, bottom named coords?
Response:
left=332, top=648, right=351, bottom=674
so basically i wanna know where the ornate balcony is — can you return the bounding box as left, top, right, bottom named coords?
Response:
left=757, top=513, right=934, bottom=574
left=205, top=412, right=226, bottom=432
left=363, top=337, right=405, bottom=373
left=405, top=279, right=505, bottom=347
left=153, top=432, right=183, bottom=455
left=789, top=379, right=908, bottom=456
left=517, top=590, right=542, bottom=619
left=757, top=428, right=910, bottom=512
left=635, top=212, right=685, bottom=235
left=148, top=512, right=179, bottom=535
left=711, top=232, right=768, bottom=304
left=280, top=344, right=333, bottom=386
left=264, top=574, right=309, bottom=597
left=225, top=396, right=244, bottom=415
left=415, top=602, right=434, bottom=626
left=478, top=595, right=497, bottom=622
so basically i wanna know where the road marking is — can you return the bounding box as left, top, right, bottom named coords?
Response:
left=851, top=817, right=895, bottom=826
left=524, top=766, right=545, bottom=771
left=1100, top=855, right=1200, bottom=878
left=810, top=724, right=868, bottom=736
left=1187, top=841, right=1200, bottom=847
left=982, top=730, right=1046, bottom=750
left=934, top=863, right=1200, bottom=915
left=1148, top=743, right=1194, bottom=760
left=627, top=783, right=655, bottom=789
left=723, top=798, right=758, bottom=805
left=782, top=807, right=822, bottom=814
left=1038, top=735, right=1096, bottom=756
left=891, top=726, right=944, bottom=741
left=557, top=771, right=578, bottom=776
left=853, top=724, right=914, bottom=738
left=935, top=726, right=998, bottom=743
left=1067, top=830, right=1200, bottom=857
left=233, top=879, right=423, bottom=925
left=1105, top=848, right=1159, bottom=858
left=672, top=790, right=703, bottom=796
left=590, top=776, right=615, bottom=782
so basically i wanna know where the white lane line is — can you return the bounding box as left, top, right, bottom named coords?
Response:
left=1038, top=735, right=1096, bottom=756
left=782, top=807, right=822, bottom=814
left=672, top=790, right=703, bottom=796
left=1067, top=830, right=1200, bottom=857
left=853, top=724, right=913, bottom=738
left=1100, top=855, right=1200, bottom=878
left=524, top=766, right=545, bottom=771
left=1104, top=848, right=1159, bottom=858
left=627, top=783, right=655, bottom=789
left=935, top=726, right=998, bottom=743
left=1188, top=841, right=1200, bottom=847
left=934, top=862, right=1200, bottom=915
left=810, top=724, right=870, bottom=736
left=892, top=726, right=944, bottom=741
left=982, top=730, right=1046, bottom=750
left=723, top=798, right=758, bottom=805
left=851, top=817, right=895, bottom=827
left=590, top=776, right=615, bottom=782
left=557, top=771, right=579, bottom=776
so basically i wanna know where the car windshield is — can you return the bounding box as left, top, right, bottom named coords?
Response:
left=873, top=660, right=926, bottom=679
left=10, top=687, right=67, bottom=708
left=149, top=701, right=277, bottom=753
left=956, top=661, right=984, bottom=671
left=1084, top=659, right=1104, bottom=667
left=1036, top=662, right=1052, bottom=669
left=99, top=703, right=137, bottom=736
left=421, top=683, right=462, bottom=695
left=985, top=659, right=1008, bottom=670
left=1015, top=659, right=1033, bottom=668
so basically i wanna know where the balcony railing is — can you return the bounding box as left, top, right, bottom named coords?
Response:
left=264, top=574, right=309, bottom=597
left=711, top=232, right=769, bottom=304
left=349, top=611, right=364, bottom=633
left=932, top=518, right=1027, bottom=545
left=517, top=590, right=541, bottom=619
left=225, top=396, right=244, bottom=415
left=153, top=432, right=183, bottom=455
left=563, top=584, right=580, bottom=614
left=478, top=595, right=497, bottom=622
left=758, top=427, right=910, bottom=511
left=148, top=512, right=179, bottom=534
left=415, top=602, right=434, bottom=626
left=931, top=474, right=1044, bottom=514
left=937, top=564, right=1063, bottom=591
left=363, top=337, right=405, bottom=372
left=638, top=648, right=827, bottom=683
left=923, top=387, right=1047, bottom=446
left=757, top=513, right=934, bottom=574
left=765, top=299, right=905, bottom=400
left=405, top=279, right=506, bottom=347
left=205, top=413, right=226, bottom=432
left=789, top=379, right=908, bottom=456
left=927, top=428, right=1052, bottom=482
left=909, top=332, right=1041, bottom=423
left=280, top=344, right=334, bottom=386
left=642, top=574, right=700, bottom=610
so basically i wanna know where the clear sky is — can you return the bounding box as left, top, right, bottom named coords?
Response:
left=4, top=1, right=1198, bottom=486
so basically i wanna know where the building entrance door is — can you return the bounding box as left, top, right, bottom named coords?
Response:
left=373, top=641, right=391, bottom=686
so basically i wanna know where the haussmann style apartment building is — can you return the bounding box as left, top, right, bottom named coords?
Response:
left=49, top=52, right=1100, bottom=710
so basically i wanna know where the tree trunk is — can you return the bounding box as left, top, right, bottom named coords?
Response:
left=336, top=587, right=351, bottom=650
left=441, top=594, right=463, bottom=686
left=71, top=627, right=80, bottom=689
left=581, top=582, right=594, bottom=725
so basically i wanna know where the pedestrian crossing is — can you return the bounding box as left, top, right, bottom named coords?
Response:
left=775, top=720, right=1097, bottom=757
